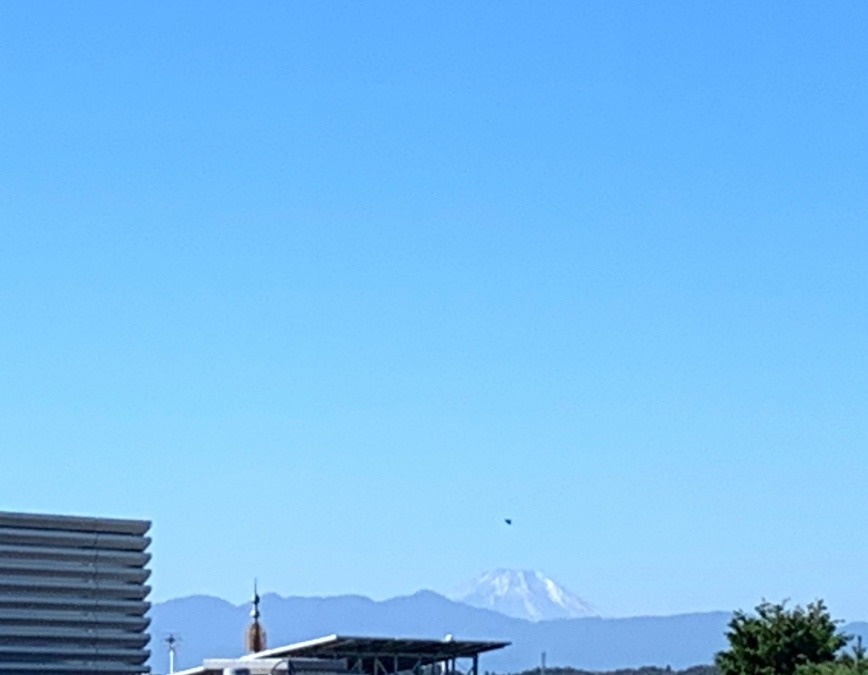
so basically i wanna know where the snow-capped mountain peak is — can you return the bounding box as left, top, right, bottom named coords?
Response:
left=447, top=569, right=598, bottom=622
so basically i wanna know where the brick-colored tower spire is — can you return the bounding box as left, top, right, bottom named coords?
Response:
left=245, top=580, right=267, bottom=653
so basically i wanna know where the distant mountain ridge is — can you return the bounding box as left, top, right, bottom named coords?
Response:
left=448, top=569, right=598, bottom=621
left=149, top=591, right=731, bottom=674
left=148, top=577, right=868, bottom=675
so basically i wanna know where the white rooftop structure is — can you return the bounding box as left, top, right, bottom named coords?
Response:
left=175, top=656, right=347, bottom=675
left=175, top=634, right=509, bottom=675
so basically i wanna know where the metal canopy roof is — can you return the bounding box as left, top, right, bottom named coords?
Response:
left=243, top=634, right=509, bottom=672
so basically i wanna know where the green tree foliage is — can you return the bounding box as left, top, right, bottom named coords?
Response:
left=796, top=638, right=868, bottom=675
left=796, top=664, right=867, bottom=675
left=715, top=600, right=849, bottom=675
left=505, top=668, right=716, bottom=675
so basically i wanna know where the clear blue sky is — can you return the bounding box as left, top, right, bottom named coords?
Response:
left=1, top=2, right=866, bottom=619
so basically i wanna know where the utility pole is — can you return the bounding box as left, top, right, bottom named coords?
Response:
left=165, top=634, right=179, bottom=675
left=540, top=652, right=546, bottom=675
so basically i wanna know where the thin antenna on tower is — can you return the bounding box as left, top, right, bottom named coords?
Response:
left=165, top=634, right=181, bottom=675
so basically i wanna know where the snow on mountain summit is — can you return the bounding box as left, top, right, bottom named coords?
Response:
left=447, top=569, right=598, bottom=622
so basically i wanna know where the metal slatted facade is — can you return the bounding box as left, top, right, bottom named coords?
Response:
left=0, top=511, right=151, bottom=675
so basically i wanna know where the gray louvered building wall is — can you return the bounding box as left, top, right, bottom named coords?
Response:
left=0, top=510, right=151, bottom=675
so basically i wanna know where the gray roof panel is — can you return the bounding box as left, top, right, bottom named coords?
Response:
left=0, top=511, right=150, bottom=536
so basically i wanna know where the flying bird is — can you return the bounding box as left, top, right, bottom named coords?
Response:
left=504, top=518, right=512, bottom=525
